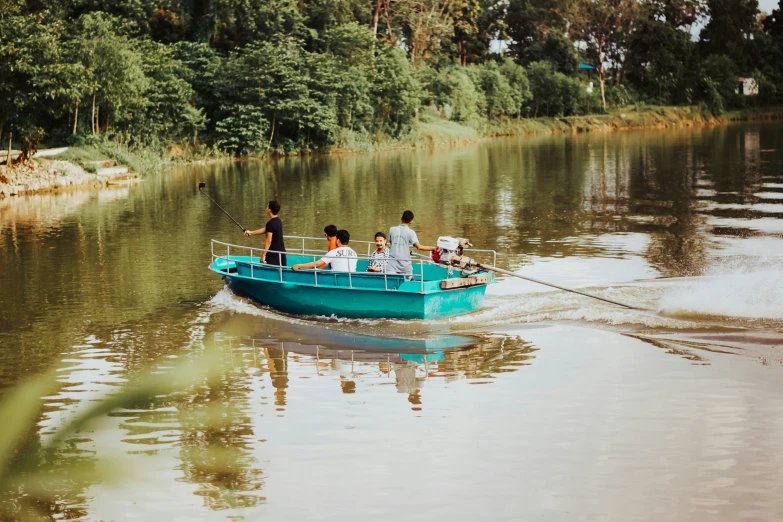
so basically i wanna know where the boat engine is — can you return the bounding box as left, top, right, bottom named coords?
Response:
left=435, top=236, right=479, bottom=274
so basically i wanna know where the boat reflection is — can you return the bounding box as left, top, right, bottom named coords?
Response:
left=229, top=330, right=539, bottom=407
left=15, top=327, right=537, bottom=519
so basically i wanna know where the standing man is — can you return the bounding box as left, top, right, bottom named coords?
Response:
left=387, top=210, right=434, bottom=276
left=244, top=200, right=287, bottom=266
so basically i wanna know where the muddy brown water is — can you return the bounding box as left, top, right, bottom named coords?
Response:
left=1, top=122, right=783, bottom=520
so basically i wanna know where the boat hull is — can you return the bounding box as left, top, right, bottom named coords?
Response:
left=211, top=255, right=490, bottom=320
left=222, top=274, right=487, bottom=319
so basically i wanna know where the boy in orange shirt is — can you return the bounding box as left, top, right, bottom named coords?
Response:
left=324, top=224, right=338, bottom=251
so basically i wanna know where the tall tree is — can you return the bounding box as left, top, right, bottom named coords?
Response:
left=645, top=0, right=705, bottom=29
left=623, top=7, right=696, bottom=104
left=517, top=29, right=579, bottom=73
left=452, top=0, right=482, bottom=66
left=570, top=0, right=639, bottom=109
left=69, top=14, right=148, bottom=136
left=0, top=13, right=75, bottom=160
left=505, top=0, right=573, bottom=59
left=699, top=0, right=760, bottom=68
left=395, top=0, right=454, bottom=67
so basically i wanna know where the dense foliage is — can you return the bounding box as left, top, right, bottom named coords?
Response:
left=1, top=0, right=782, bottom=157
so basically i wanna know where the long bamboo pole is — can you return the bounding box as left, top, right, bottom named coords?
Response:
left=476, top=263, right=645, bottom=310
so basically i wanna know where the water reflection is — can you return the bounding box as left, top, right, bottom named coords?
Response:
left=232, top=333, right=538, bottom=409
left=4, top=124, right=783, bottom=389
left=4, top=324, right=539, bottom=520
left=266, top=346, right=289, bottom=408
left=175, top=367, right=266, bottom=511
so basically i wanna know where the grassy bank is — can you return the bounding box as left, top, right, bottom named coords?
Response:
left=335, top=105, right=780, bottom=154
left=332, top=106, right=783, bottom=152
left=485, top=105, right=736, bottom=138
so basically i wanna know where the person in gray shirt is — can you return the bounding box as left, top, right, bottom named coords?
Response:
left=387, top=210, right=435, bottom=275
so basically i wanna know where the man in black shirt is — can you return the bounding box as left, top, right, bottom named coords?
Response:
left=244, top=200, right=287, bottom=266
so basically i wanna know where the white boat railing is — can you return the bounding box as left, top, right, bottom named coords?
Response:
left=285, top=235, right=497, bottom=266
left=210, top=236, right=497, bottom=294
left=211, top=239, right=427, bottom=292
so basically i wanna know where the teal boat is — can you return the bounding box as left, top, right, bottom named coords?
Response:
left=208, top=237, right=495, bottom=320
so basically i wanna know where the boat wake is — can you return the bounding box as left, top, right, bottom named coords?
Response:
left=208, top=286, right=389, bottom=327
left=208, top=287, right=316, bottom=325
left=207, top=259, right=783, bottom=335
left=658, top=265, right=783, bottom=322
left=448, top=283, right=701, bottom=331
left=453, top=259, right=783, bottom=332
left=654, top=265, right=783, bottom=335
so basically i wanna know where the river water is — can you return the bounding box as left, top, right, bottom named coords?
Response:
left=2, top=123, right=783, bottom=520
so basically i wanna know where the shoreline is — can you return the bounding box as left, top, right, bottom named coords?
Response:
left=315, top=106, right=783, bottom=156
left=2, top=105, right=782, bottom=199
left=0, top=159, right=139, bottom=199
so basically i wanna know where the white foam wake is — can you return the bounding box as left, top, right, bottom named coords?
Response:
left=659, top=265, right=783, bottom=320
left=207, top=263, right=783, bottom=333
left=208, top=286, right=390, bottom=327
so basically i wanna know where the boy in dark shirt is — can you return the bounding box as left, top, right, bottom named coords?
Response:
left=244, top=200, right=287, bottom=266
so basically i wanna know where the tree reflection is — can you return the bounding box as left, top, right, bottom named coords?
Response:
left=175, top=368, right=265, bottom=511
left=0, top=432, right=96, bottom=520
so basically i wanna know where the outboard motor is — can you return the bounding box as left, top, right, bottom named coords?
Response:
left=435, top=236, right=479, bottom=274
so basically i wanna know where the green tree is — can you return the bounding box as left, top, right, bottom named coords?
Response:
left=210, top=0, right=310, bottom=50
left=517, top=28, right=579, bottom=73
left=395, top=0, right=454, bottom=67
left=68, top=13, right=148, bottom=136
left=451, top=0, right=482, bottom=66
left=645, top=0, right=705, bottom=28
left=526, top=61, right=591, bottom=117
left=214, top=104, right=268, bottom=155
left=499, top=58, right=532, bottom=114
left=431, top=65, right=487, bottom=123
left=173, top=41, right=225, bottom=139
left=321, top=24, right=376, bottom=131
left=370, top=44, right=421, bottom=135
left=0, top=14, right=74, bottom=160
left=467, top=60, right=530, bottom=119
left=761, top=2, right=783, bottom=101
left=570, top=0, right=639, bottom=109
left=134, top=40, right=205, bottom=144
left=698, top=53, right=739, bottom=112
left=300, top=0, right=371, bottom=33
left=505, top=0, right=572, bottom=59
left=699, top=0, right=760, bottom=69
left=623, top=7, right=697, bottom=104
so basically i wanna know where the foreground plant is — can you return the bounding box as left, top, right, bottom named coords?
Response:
left=0, top=351, right=225, bottom=521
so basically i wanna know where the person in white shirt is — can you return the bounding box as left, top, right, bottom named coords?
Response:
left=367, top=231, right=390, bottom=272
left=292, top=229, right=358, bottom=273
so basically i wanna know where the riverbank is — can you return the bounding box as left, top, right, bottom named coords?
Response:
left=0, top=157, right=138, bottom=198
left=431, top=105, right=783, bottom=143
left=333, top=105, right=783, bottom=152
left=2, top=105, right=782, bottom=199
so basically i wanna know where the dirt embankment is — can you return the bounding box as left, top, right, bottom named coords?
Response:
left=0, top=160, right=135, bottom=198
